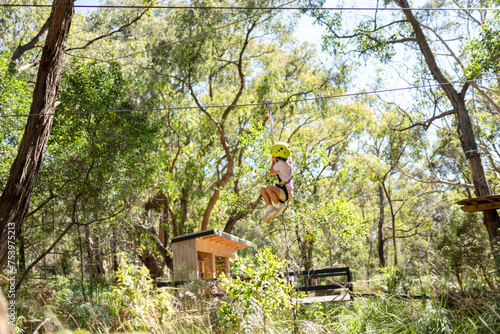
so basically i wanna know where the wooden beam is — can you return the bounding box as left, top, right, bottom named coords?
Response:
left=456, top=195, right=500, bottom=205
left=460, top=202, right=500, bottom=213
left=214, top=238, right=242, bottom=248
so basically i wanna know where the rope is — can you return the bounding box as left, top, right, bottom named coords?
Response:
left=1, top=3, right=499, bottom=11
left=1, top=77, right=498, bottom=118
left=265, top=100, right=275, bottom=143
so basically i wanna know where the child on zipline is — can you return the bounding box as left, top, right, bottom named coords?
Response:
left=261, top=142, right=294, bottom=223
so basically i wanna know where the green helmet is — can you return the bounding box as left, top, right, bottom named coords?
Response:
left=270, top=142, right=291, bottom=158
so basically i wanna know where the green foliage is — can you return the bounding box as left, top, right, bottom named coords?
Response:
left=333, top=292, right=500, bottom=333
left=0, top=54, right=32, bottom=185
left=218, top=248, right=298, bottom=333
left=283, top=198, right=366, bottom=269
left=38, top=276, right=114, bottom=332
left=6, top=1, right=500, bottom=333
left=465, top=15, right=500, bottom=77
left=437, top=210, right=492, bottom=292
left=375, top=266, right=413, bottom=294
left=108, top=255, right=174, bottom=332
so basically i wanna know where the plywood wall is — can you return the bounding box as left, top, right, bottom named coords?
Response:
left=172, top=236, right=248, bottom=281
left=172, top=239, right=197, bottom=281
left=197, top=238, right=239, bottom=277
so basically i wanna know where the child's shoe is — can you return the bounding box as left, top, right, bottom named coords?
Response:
left=263, top=207, right=278, bottom=223
left=263, top=205, right=275, bottom=216
left=274, top=202, right=287, bottom=215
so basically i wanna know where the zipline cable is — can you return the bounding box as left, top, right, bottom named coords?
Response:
left=1, top=77, right=498, bottom=118
left=1, top=3, right=499, bottom=11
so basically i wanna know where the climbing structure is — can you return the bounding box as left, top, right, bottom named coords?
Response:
left=456, top=195, right=500, bottom=213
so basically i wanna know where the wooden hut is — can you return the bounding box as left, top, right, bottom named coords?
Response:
left=171, top=229, right=251, bottom=281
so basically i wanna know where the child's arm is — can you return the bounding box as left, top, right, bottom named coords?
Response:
left=270, top=156, right=277, bottom=175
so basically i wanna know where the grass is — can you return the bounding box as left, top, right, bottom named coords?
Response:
left=14, top=263, right=500, bottom=334
left=19, top=285, right=500, bottom=334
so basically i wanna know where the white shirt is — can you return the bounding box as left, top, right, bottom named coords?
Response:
left=272, top=160, right=294, bottom=191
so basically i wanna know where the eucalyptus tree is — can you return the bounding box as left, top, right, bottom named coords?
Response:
left=0, top=0, right=155, bottom=273
left=0, top=0, right=51, bottom=72
left=49, top=0, right=359, bottom=273
left=0, top=0, right=74, bottom=272
left=15, top=59, right=159, bottom=287
left=147, top=0, right=291, bottom=231
left=133, top=0, right=352, bottom=236
left=308, top=0, right=500, bottom=259
left=465, top=11, right=500, bottom=189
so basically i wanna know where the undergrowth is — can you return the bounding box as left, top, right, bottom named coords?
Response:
left=14, top=255, right=500, bottom=334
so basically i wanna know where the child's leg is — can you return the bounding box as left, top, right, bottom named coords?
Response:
left=264, top=185, right=285, bottom=204
left=260, top=185, right=272, bottom=205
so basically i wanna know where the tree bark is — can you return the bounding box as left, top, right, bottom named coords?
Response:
left=381, top=182, right=398, bottom=266
left=112, top=229, right=119, bottom=275
left=139, top=250, right=164, bottom=278
left=18, top=232, right=26, bottom=274
left=85, top=226, right=104, bottom=282
left=395, top=0, right=500, bottom=252
left=0, top=0, right=74, bottom=272
left=377, top=184, right=386, bottom=268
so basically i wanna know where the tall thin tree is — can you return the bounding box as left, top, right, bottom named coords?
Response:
left=0, top=0, right=74, bottom=271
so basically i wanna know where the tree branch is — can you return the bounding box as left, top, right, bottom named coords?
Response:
left=480, top=144, right=500, bottom=175
left=66, top=9, right=149, bottom=52
left=221, top=20, right=256, bottom=124
left=472, top=83, right=500, bottom=115
left=24, top=191, right=55, bottom=219
left=11, top=16, right=50, bottom=65
left=223, top=195, right=262, bottom=233
left=17, top=58, right=42, bottom=73
left=136, top=223, right=168, bottom=256
left=74, top=206, right=126, bottom=226
left=393, top=164, right=474, bottom=188
left=393, top=109, right=456, bottom=131
left=394, top=0, right=459, bottom=101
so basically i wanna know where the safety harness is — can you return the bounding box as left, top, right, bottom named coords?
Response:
left=275, top=162, right=294, bottom=203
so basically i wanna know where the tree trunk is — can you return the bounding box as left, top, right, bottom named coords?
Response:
left=0, top=0, right=74, bottom=272
left=377, top=184, right=386, bottom=267
left=18, top=231, right=26, bottom=274
left=395, top=0, right=500, bottom=255
left=201, top=126, right=234, bottom=230
left=112, top=229, right=119, bottom=275
left=85, top=227, right=104, bottom=282
left=304, top=238, right=315, bottom=286
left=180, top=188, right=188, bottom=232
left=139, top=250, right=164, bottom=278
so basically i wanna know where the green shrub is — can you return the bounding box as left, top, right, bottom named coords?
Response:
left=107, top=256, right=174, bottom=333
left=218, top=248, right=299, bottom=333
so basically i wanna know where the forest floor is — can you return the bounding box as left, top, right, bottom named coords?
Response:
left=10, top=271, right=500, bottom=334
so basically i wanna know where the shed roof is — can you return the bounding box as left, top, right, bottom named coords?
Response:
left=171, top=229, right=252, bottom=249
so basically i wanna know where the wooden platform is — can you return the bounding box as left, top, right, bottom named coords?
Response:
left=456, top=195, right=500, bottom=213
left=295, top=293, right=351, bottom=305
